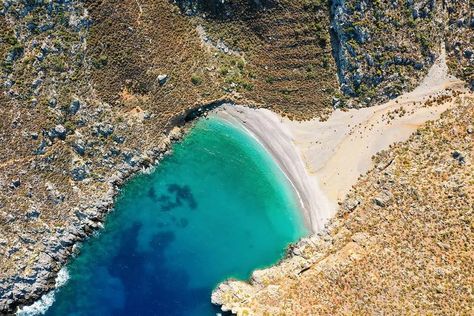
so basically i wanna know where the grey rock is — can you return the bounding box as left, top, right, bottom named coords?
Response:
left=343, top=198, right=360, bottom=211
left=48, top=97, right=57, bottom=108
left=52, top=125, right=67, bottom=140
left=7, top=246, right=19, bottom=256
left=67, top=225, right=86, bottom=239
left=373, top=190, right=393, bottom=207
left=71, top=164, right=89, bottom=181
left=365, top=53, right=374, bottom=66
left=10, top=179, right=21, bottom=189
left=157, top=74, right=168, bottom=85
left=3, top=79, right=13, bottom=89
left=35, top=139, right=49, bottom=155
left=36, top=253, right=53, bottom=271
left=463, top=50, right=472, bottom=59
left=19, top=235, right=35, bottom=244
left=69, top=99, right=81, bottom=115
left=107, top=147, right=121, bottom=157
left=351, top=232, right=370, bottom=246
left=93, top=123, right=114, bottom=137
left=112, top=135, right=125, bottom=144
left=12, top=284, right=27, bottom=300
left=59, top=233, right=77, bottom=247
left=452, top=151, right=465, bottom=164
left=26, top=209, right=40, bottom=220
left=36, top=51, right=44, bottom=61
left=31, top=78, right=43, bottom=89
left=73, top=139, right=85, bottom=156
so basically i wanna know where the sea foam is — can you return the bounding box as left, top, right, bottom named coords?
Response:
left=16, top=268, right=70, bottom=316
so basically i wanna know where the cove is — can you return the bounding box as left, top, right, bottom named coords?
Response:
left=44, top=116, right=307, bottom=316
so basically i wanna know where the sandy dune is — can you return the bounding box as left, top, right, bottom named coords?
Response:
left=212, top=49, right=470, bottom=233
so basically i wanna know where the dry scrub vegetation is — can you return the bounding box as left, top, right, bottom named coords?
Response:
left=213, top=95, right=474, bottom=315
left=0, top=0, right=473, bottom=313
left=86, top=0, right=339, bottom=121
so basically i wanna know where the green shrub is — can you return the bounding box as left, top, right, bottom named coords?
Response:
left=191, top=74, right=202, bottom=85
left=64, top=120, right=76, bottom=131
left=242, top=81, right=254, bottom=91
left=265, top=76, right=276, bottom=84
left=92, top=54, right=108, bottom=69
left=237, top=59, right=245, bottom=71
left=219, top=66, right=229, bottom=76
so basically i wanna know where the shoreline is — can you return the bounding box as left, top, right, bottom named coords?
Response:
left=211, top=93, right=474, bottom=316
left=8, top=103, right=213, bottom=314
left=211, top=49, right=473, bottom=314
left=212, top=105, right=334, bottom=233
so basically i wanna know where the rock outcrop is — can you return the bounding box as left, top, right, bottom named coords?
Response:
left=331, top=0, right=443, bottom=107
left=445, top=0, right=473, bottom=90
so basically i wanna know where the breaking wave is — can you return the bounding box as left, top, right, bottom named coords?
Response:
left=16, top=268, right=70, bottom=316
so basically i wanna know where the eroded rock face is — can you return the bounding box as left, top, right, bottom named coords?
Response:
left=330, top=0, right=442, bottom=107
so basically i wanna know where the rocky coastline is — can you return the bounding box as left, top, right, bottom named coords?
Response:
left=212, top=95, right=474, bottom=314
left=0, top=101, right=225, bottom=314
left=212, top=104, right=334, bottom=233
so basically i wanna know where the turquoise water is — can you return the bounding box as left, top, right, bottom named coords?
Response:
left=45, top=117, right=307, bottom=316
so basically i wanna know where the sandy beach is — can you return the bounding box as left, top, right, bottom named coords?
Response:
left=214, top=105, right=333, bottom=233
left=212, top=49, right=470, bottom=233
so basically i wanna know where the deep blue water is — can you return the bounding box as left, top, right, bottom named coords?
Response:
left=44, top=117, right=307, bottom=316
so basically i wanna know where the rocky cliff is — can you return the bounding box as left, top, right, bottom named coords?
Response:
left=330, top=0, right=443, bottom=106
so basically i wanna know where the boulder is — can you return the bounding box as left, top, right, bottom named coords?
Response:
left=452, top=151, right=465, bottom=164
left=93, top=123, right=114, bottom=137
left=373, top=190, right=393, bottom=207
left=69, top=99, right=81, bottom=115
left=52, top=125, right=67, bottom=140
left=72, top=139, right=85, bottom=156
left=10, top=179, right=21, bottom=189
left=157, top=74, right=168, bottom=85
left=71, top=165, right=89, bottom=181
left=26, top=209, right=40, bottom=220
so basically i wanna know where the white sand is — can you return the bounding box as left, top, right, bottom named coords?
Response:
left=211, top=47, right=470, bottom=233
left=214, top=105, right=333, bottom=233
